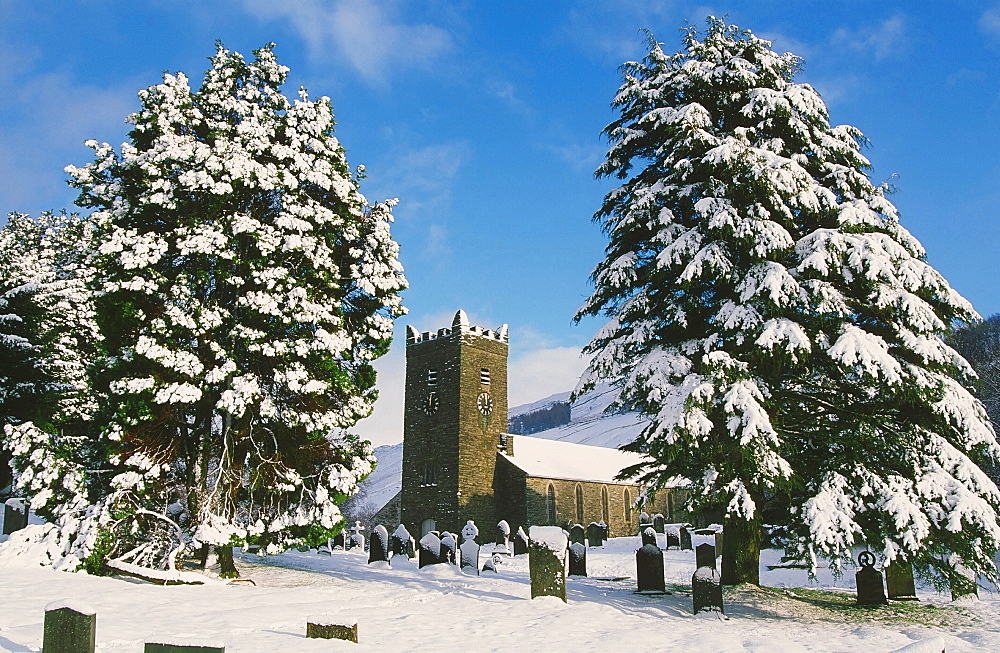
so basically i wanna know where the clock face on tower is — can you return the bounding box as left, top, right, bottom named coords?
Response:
left=422, top=392, right=440, bottom=415
left=477, top=392, right=494, bottom=416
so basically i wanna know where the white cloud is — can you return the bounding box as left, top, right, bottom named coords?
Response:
left=509, top=346, right=588, bottom=408
left=0, top=72, right=137, bottom=214
left=831, top=14, right=908, bottom=60
left=238, top=0, right=453, bottom=84
left=981, top=6, right=1000, bottom=42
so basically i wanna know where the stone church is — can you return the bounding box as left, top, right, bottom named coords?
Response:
left=375, top=310, right=688, bottom=539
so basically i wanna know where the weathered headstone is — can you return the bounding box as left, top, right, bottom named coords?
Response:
left=568, top=542, right=587, bottom=577
left=855, top=550, right=887, bottom=606
left=886, top=561, right=918, bottom=601
left=695, top=543, right=716, bottom=570
left=680, top=525, right=693, bottom=551
left=692, top=566, right=724, bottom=614
left=368, top=525, right=389, bottom=565
left=482, top=552, right=501, bottom=573
left=636, top=542, right=665, bottom=593
left=665, top=525, right=681, bottom=550
left=418, top=532, right=443, bottom=568
left=513, top=526, right=529, bottom=555
left=586, top=522, right=605, bottom=548
left=638, top=512, right=651, bottom=534
left=43, top=600, right=96, bottom=653
left=569, top=523, right=586, bottom=546
left=390, top=524, right=415, bottom=559
left=653, top=514, right=665, bottom=534
left=528, top=526, right=568, bottom=602
left=693, top=528, right=722, bottom=561
left=640, top=526, right=657, bottom=547
left=440, top=532, right=457, bottom=565
left=347, top=521, right=365, bottom=551
left=460, top=520, right=480, bottom=575
left=333, top=532, right=345, bottom=549
left=496, top=520, right=512, bottom=557
left=306, top=616, right=358, bottom=643
left=3, top=498, right=28, bottom=535
left=144, top=642, right=225, bottom=653
left=599, top=521, right=609, bottom=542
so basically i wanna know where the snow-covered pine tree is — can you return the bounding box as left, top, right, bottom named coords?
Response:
left=63, top=43, right=406, bottom=575
left=1, top=211, right=99, bottom=494
left=577, top=19, right=1000, bottom=590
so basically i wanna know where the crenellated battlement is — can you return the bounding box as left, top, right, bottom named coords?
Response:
left=406, top=310, right=509, bottom=345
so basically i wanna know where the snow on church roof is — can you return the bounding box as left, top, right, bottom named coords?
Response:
left=500, top=434, right=655, bottom=486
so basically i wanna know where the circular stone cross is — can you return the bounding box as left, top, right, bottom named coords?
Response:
left=857, top=551, right=876, bottom=568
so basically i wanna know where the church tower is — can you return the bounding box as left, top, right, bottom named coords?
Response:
left=400, top=310, right=509, bottom=537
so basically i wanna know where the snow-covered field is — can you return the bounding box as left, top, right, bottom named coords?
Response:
left=1, top=537, right=997, bottom=652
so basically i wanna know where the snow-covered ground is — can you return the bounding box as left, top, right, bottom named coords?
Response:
left=1, top=537, right=996, bottom=652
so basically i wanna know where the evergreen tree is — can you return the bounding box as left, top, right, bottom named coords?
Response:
left=1, top=211, right=99, bottom=493
left=577, top=19, right=1000, bottom=590
left=52, top=43, right=406, bottom=574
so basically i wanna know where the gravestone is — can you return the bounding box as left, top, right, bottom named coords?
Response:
left=638, top=512, right=652, bottom=535
left=306, top=616, right=358, bottom=643
left=3, top=498, right=28, bottom=535
left=528, top=526, right=568, bottom=602
left=568, top=542, right=587, bottom=577
left=145, top=643, right=225, bottom=653
left=460, top=521, right=480, bottom=575
left=347, top=521, right=365, bottom=551
left=886, top=561, right=918, bottom=600
left=695, top=543, right=716, bottom=570
left=418, top=532, right=443, bottom=568
left=43, top=600, right=96, bottom=653
left=635, top=542, right=665, bottom=593
left=640, top=526, right=657, bottom=547
left=692, top=566, right=724, bottom=615
left=665, top=525, right=681, bottom=550
left=586, top=522, right=605, bottom=548
left=496, top=520, right=512, bottom=557
left=368, top=525, right=389, bottom=565
left=653, top=514, right=665, bottom=534
left=482, top=552, right=500, bottom=573
left=680, top=525, right=693, bottom=551
left=855, top=550, right=887, bottom=606
left=569, top=523, right=586, bottom=546
left=390, top=524, right=415, bottom=559
left=513, top=526, right=529, bottom=555
left=333, top=532, right=345, bottom=550
left=693, top=528, right=722, bottom=561
left=440, top=532, right=458, bottom=565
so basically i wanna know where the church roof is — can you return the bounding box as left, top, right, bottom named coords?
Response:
left=499, top=434, right=664, bottom=486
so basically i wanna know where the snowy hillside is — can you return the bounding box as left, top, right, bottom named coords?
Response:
left=356, top=385, right=647, bottom=512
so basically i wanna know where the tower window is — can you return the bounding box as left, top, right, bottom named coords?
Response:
left=421, top=461, right=438, bottom=486
left=575, top=484, right=584, bottom=524
left=480, top=368, right=490, bottom=384
left=602, top=486, right=610, bottom=523
left=546, top=484, right=557, bottom=525
left=426, top=368, right=437, bottom=386
left=624, top=488, right=632, bottom=523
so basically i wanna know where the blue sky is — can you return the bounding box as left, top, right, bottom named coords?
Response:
left=2, top=1, right=998, bottom=446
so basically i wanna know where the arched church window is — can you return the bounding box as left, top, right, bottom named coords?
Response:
left=624, top=488, right=632, bottom=523
left=575, top=484, right=584, bottom=524
left=546, top=484, right=557, bottom=525
left=601, top=486, right=610, bottom=523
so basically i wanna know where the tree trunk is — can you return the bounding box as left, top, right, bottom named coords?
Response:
left=217, top=545, right=239, bottom=578
left=949, top=554, right=978, bottom=601
left=721, top=513, right=761, bottom=585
